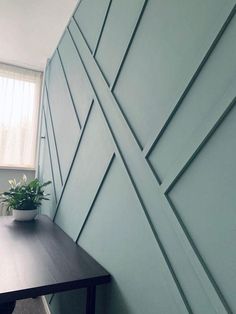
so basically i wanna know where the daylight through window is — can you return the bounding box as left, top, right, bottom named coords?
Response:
left=0, top=63, right=42, bottom=169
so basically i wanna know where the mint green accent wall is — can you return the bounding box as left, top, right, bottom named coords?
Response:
left=55, top=102, right=114, bottom=240
left=113, top=0, right=234, bottom=148
left=38, top=0, right=236, bottom=313
left=58, top=31, right=93, bottom=125
left=148, top=13, right=236, bottom=181
left=47, top=51, right=80, bottom=182
left=95, top=0, right=144, bottom=84
left=74, top=0, right=110, bottom=52
left=79, top=158, right=185, bottom=314
left=169, top=105, right=236, bottom=312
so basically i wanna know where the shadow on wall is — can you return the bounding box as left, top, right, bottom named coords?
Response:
left=49, top=281, right=130, bottom=314
left=105, top=280, right=133, bottom=314
left=49, top=289, right=86, bottom=314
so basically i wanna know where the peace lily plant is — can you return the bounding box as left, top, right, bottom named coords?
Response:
left=0, top=175, right=51, bottom=221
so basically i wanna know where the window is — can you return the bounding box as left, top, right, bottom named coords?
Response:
left=0, top=63, right=42, bottom=169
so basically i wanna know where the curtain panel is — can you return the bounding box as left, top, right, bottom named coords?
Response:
left=0, top=63, right=42, bottom=169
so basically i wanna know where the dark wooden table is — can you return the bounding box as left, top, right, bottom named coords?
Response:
left=0, top=215, right=110, bottom=314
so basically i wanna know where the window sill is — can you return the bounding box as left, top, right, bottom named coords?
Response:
left=0, top=166, right=35, bottom=171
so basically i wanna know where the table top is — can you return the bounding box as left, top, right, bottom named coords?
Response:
left=0, top=215, right=110, bottom=303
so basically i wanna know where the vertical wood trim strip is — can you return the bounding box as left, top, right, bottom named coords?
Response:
left=35, top=82, right=46, bottom=178
left=35, top=65, right=46, bottom=178
left=43, top=109, right=58, bottom=205
left=44, top=83, right=64, bottom=186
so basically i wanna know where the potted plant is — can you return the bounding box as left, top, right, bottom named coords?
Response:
left=0, top=175, right=51, bottom=221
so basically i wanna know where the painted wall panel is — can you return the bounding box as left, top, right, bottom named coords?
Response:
left=95, top=0, right=144, bottom=84
left=58, top=30, right=93, bottom=126
left=38, top=112, right=57, bottom=219
left=43, top=95, right=63, bottom=199
left=74, top=0, right=110, bottom=53
left=113, top=0, right=234, bottom=147
left=39, top=136, right=57, bottom=219
left=67, top=18, right=229, bottom=311
left=148, top=14, right=236, bottom=182
left=68, top=19, right=91, bottom=69
left=47, top=51, right=80, bottom=181
left=79, top=158, right=185, bottom=314
left=55, top=103, right=114, bottom=240
left=39, top=0, right=236, bottom=313
left=37, top=108, right=46, bottom=181
left=168, top=105, right=236, bottom=312
left=44, top=64, right=50, bottom=90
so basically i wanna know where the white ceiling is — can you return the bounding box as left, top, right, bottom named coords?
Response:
left=0, top=0, right=78, bottom=71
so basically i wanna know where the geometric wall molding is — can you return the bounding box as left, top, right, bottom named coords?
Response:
left=38, top=1, right=236, bottom=313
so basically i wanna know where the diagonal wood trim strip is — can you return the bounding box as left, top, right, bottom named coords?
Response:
left=66, top=17, right=231, bottom=313
left=52, top=99, right=94, bottom=222
left=76, top=153, right=115, bottom=243
left=143, top=4, right=236, bottom=159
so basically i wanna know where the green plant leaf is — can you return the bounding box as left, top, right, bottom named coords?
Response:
left=0, top=175, right=51, bottom=210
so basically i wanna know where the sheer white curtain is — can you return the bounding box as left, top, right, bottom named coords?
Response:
left=0, top=63, right=42, bottom=169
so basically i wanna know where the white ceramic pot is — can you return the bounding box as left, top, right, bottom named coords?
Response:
left=13, top=209, right=38, bottom=221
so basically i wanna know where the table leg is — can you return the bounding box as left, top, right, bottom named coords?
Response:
left=0, top=301, right=16, bottom=314
left=86, top=286, right=96, bottom=314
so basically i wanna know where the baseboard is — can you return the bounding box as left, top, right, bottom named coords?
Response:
left=41, top=296, right=51, bottom=314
